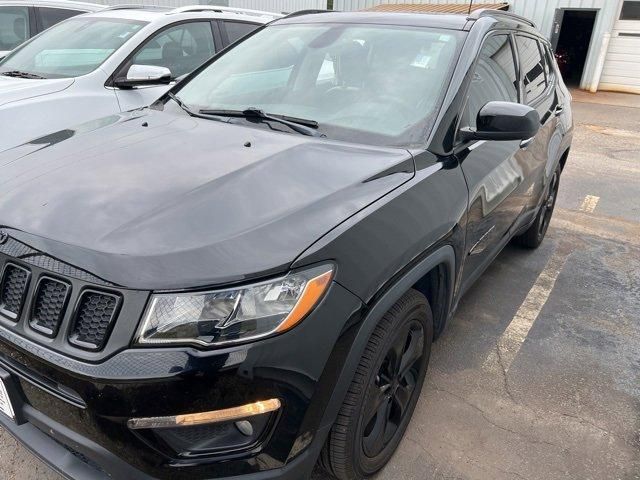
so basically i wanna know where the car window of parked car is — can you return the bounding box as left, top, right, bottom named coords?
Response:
left=131, top=22, right=215, bottom=79
left=0, top=6, right=30, bottom=51
left=37, top=7, right=84, bottom=31
left=0, top=17, right=147, bottom=78
left=515, top=35, right=547, bottom=103
left=176, top=23, right=463, bottom=147
left=461, top=34, right=518, bottom=130
left=223, top=21, right=259, bottom=44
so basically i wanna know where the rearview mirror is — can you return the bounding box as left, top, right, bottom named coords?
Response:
left=114, top=64, right=172, bottom=88
left=460, top=101, right=540, bottom=142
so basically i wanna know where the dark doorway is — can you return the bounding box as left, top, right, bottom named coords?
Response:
left=552, top=9, right=597, bottom=86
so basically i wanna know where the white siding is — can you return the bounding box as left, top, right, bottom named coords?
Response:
left=93, top=0, right=325, bottom=12
left=226, top=0, right=326, bottom=13
left=600, top=11, right=640, bottom=93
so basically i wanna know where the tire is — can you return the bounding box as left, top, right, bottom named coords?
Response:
left=514, top=164, right=561, bottom=249
left=320, top=289, right=434, bottom=480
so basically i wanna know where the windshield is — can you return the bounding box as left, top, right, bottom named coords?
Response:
left=0, top=17, right=146, bottom=78
left=176, top=23, right=462, bottom=147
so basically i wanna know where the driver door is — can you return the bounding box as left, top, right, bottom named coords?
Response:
left=114, top=21, right=218, bottom=112
left=457, top=33, right=531, bottom=291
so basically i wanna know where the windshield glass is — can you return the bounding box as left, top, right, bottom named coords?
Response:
left=176, top=23, right=462, bottom=147
left=0, top=17, right=146, bottom=78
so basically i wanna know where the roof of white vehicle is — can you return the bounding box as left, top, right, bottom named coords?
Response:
left=0, top=0, right=104, bottom=11
left=84, top=5, right=281, bottom=23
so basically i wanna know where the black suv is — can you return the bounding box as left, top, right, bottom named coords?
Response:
left=0, top=9, right=572, bottom=480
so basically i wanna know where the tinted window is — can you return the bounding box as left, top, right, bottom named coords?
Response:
left=463, top=35, right=518, bottom=129
left=224, top=21, right=259, bottom=44
left=177, top=24, right=462, bottom=147
left=132, top=22, right=215, bottom=78
left=620, top=1, right=640, bottom=20
left=38, top=7, right=83, bottom=30
left=0, top=6, right=30, bottom=51
left=516, top=36, right=547, bottom=103
left=0, top=18, right=146, bottom=78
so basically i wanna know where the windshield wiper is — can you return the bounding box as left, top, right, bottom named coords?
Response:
left=199, top=107, right=323, bottom=137
left=1, top=70, right=45, bottom=79
left=167, top=92, right=228, bottom=123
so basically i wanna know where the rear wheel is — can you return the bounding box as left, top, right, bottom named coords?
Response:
left=320, top=289, right=433, bottom=480
left=514, top=164, right=561, bottom=249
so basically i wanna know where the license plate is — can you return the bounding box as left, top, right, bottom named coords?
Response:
left=0, top=378, right=15, bottom=420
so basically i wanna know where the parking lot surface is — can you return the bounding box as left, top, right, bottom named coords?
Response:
left=2, top=91, right=639, bottom=480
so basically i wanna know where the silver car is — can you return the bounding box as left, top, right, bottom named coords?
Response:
left=0, top=0, right=103, bottom=59
left=0, top=5, right=280, bottom=152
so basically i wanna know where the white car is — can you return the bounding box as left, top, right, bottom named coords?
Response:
left=0, top=5, right=281, bottom=152
left=0, top=0, right=104, bottom=59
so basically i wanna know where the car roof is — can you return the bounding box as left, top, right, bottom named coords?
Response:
left=275, top=9, right=537, bottom=33
left=83, top=5, right=280, bottom=23
left=275, top=11, right=471, bottom=30
left=0, top=0, right=104, bottom=11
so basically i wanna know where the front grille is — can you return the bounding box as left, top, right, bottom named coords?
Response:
left=69, top=291, right=120, bottom=351
left=30, top=278, right=70, bottom=337
left=0, top=264, right=30, bottom=320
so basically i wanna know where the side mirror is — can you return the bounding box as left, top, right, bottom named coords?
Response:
left=114, top=64, right=172, bottom=88
left=460, top=101, right=540, bottom=143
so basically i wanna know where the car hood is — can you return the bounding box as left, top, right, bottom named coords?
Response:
left=0, top=75, right=74, bottom=107
left=0, top=108, right=414, bottom=290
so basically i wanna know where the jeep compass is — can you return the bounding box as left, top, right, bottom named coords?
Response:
left=0, top=9, right=572, bottom=480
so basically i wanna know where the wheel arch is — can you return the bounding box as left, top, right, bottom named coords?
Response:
left=319, top=244, right=456, bottom=432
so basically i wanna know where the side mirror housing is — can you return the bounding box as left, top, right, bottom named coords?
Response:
left=114, top=64, right=172, bottom=88
left=460, top=101, right=540, bottom=142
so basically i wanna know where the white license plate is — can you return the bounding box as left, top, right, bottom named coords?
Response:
left=0, top=378, right=15, bottom=420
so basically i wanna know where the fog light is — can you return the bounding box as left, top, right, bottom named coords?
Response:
left=127, top=398, right=281, bottom=429
left=128, top=399, right=281, bottom=458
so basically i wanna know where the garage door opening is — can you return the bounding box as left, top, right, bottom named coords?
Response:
left=552, top=9, right=597, bottom=87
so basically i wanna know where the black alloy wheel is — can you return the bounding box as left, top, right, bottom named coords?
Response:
left=321, top=289, right=433, bottom=480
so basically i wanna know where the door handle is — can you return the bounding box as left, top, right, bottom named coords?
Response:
left=554, top=104, right=564, bottom=116
left=520, top=137, right=535, bottom=149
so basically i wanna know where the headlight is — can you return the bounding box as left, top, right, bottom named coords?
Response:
left=136, top=265, right=333, bottom=347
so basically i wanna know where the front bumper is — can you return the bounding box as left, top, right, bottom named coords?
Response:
left=0, top=280, right=363, bottom=479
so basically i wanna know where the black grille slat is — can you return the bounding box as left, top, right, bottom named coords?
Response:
left=69, top=291, right=120, bottom=351
left=0, top=264, right=30, bottom=320
left=30, top=278, right=70, bottom=337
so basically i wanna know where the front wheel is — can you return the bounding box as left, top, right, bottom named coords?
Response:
left=320, top=289, right=433, bottom=480
left=514, top=164, right=561, bottom=249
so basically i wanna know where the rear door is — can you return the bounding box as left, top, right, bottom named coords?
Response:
left=113, top=21, right=219, bottom=112
left=457, top=33, right=531, bottom=290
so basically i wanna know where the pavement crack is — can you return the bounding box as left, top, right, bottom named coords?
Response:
left=495, top=341, right=517, bottom=404
left=428, top=380, right=563, bottom=450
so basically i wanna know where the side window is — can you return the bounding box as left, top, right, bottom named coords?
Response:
left=37, top=8, right=82, bottom=31
left=516, top=35, right=547, bottom=103
left=131, top=22, right=215, bottom=79
left=463, top=34, right=518, bottom=129
left=541, top=43, right=556, bottom=85
left=0, top=6, right=30, bottom=51
left=223, top=21, right=259, bottom=45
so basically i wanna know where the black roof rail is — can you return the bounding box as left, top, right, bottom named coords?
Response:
left=279, top=9, right=332, bottom=20
left=102, top=4, right=167, bottom=11
left=468, top=8, right=536, bottom=29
